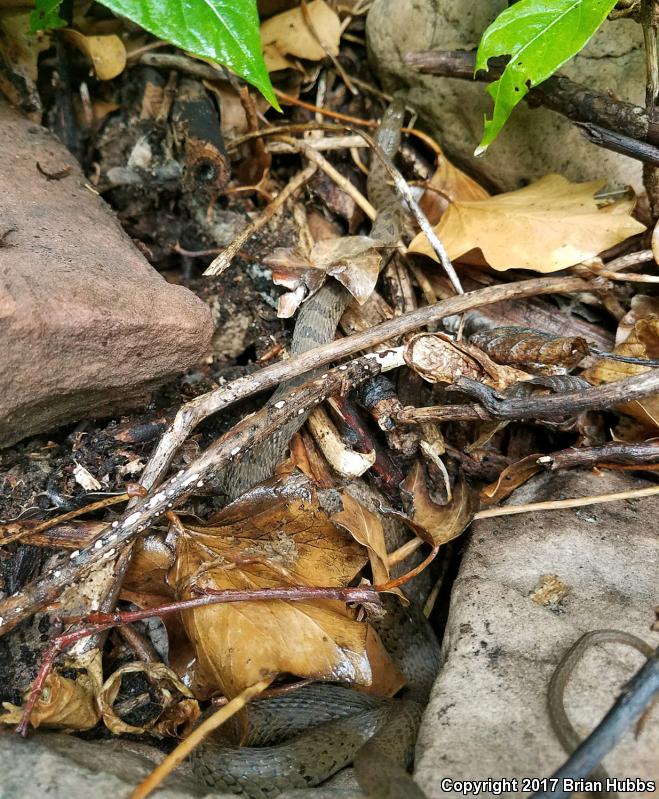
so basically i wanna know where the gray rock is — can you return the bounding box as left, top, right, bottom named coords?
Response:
left=0, top=729, right=215, bottom=798
left=0, top=101, right=213, bottom=447
left=367, top=0, right=644, bottom=191
left=414, top=470, right=659, bottom=797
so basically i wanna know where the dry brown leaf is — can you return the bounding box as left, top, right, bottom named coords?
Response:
left=169, top=473, right=399, bottom=698
left=419, top=149, right=490, bottom=226
left=615, top=295, right=659, bottom=346
left=583, top=316, right=659, bottom=428
left=330, top=490, right=390, bottom=586
left=62, top=29, right=126, bottom=80
left=409, top=174, right=646, bottom=273
left=268, top=236, right=384, bottom=317
left=261, top=0, right=340, bottom=72
left=288, top=431, right=336, bottom=488
left=480, top=454, right=543, bottom=506
left=1, top=650, right=101, bottom=731
left=0, top=10, right=50, bottom=119
left=396, top=461, right=477, bottom=546
left=100, top=661, right=198, bottom=736
left=404, top=332, right=530, bottom=391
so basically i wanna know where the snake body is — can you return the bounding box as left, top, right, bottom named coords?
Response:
left=190, top=103, right=440, bottom=797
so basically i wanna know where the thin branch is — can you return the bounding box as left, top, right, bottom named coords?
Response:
left=641, top=0, right=659, bottom=215
left=453, top=369, right=659, bottom=419
left=539, top=441, right=659, bottom=471
left=577, top=122, right=659, bottom=167
left=204, top=163, right=317, bottom=275
left=404, top=50, right=650, bottom=143
left=138, top=277, right=588, bottom=497
left=530, top=645, right=659, bottom=799
left=275, top=135, right=376, bottom=219
left=475, top=485, right=659, bottom=520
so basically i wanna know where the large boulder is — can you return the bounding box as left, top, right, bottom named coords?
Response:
left=367, top=0, right=645, bottom=191
left=0, top=101, right=213, bottom=447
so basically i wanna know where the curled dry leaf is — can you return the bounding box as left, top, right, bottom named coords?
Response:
left=396, top=461, right=477, bottom=547
left=615, top=295, right=659, bottom=346
left=100, top=661, right=198, bottom=736
left=409, top=174, right=646, bottom=273
left=583, top=315, right=659, bottom=428
left=62, top=30, right=126, bottom=81
left=268, top=236, right=384, bottom=317
left=261, top=0, right=341, bottom=72
left=1, top=650, right=101, bottom=731
left=404, top=332, right=530, bottom=392
left=480, top=454, right=544, bottom=506
left=330, top=490, right=390, bottom=586
left=169, top=473, right=400, bottom=698
left=469, top=327, right=590, bottom=375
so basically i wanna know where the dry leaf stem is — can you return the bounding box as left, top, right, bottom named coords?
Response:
left=388, top=485, right=659, bottom=566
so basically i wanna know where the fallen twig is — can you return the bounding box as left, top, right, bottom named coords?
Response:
left=204, top=163, right=317, bottom=275
left=539, top=441, right=659, bottom=471
left=139, top=277, right=589, bottom=498
left=404, top=50, right=651, bottom=143
left=387, top=485, right=659, bottom=565
left=530, top=645, right=659, bottom=799
left=475, top=485, right=659, bottom=520
left=453, top=369, right=659, bottom=419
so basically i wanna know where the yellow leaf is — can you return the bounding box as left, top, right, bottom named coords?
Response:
left=409, top=174, right=646, bottom=273
left=2, top=650, right=101, bottom=731
left=583, top=316, right=659, bottom=429
left=62, top=29, right=126, bottom=81
left=100, top=661, right=198, bottom=736
left=261, top=0, right=340, bottom=72
left=169, top=473, right=399, bottom=698
left=331, top=490, right=390, bottom=586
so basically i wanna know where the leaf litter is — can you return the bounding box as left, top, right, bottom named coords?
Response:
left=1, top=2, right=659, bottom=796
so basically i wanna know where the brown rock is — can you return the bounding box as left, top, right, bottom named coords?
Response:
left=0, top=101, right=213, bottom=447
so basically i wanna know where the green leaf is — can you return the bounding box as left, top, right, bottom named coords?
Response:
left=30, top=0, right=67, bottom=32
left=475, top=0, right=617, bottom=154
left=99, top=0, right=279, bottom=108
